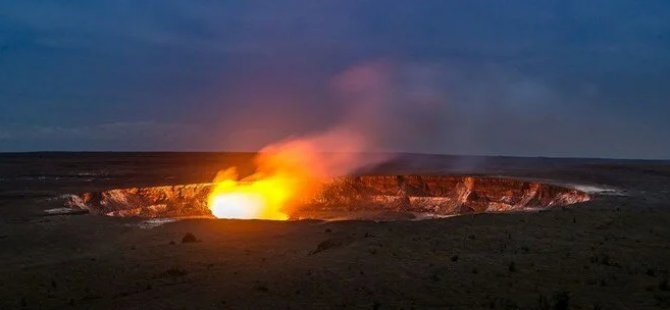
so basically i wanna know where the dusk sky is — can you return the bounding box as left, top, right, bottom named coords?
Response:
left=1, top=1, right=669, bottom=159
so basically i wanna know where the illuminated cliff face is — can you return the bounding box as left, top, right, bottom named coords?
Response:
left=64, top=176, right=590, bottom=220
left=295, top=176, right=591, bottom=215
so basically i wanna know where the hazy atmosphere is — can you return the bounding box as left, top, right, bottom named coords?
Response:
left=1, top=0, right=669, bottom=159
left=2, top=3, right=670, bottom=309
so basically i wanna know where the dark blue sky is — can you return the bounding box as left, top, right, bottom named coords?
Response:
left=1, top=1, right=669, bottom=158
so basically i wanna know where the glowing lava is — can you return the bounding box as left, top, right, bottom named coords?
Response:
left=208, top=192, right=265, bottom=219
left=206, top=129, right=371, bottom=220
left=206, top=139, right=324, bottom=220
left=206, top=168, right=293, bottom=220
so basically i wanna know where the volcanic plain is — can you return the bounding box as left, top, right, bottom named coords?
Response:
left=1, top=153, right=669, bottom=309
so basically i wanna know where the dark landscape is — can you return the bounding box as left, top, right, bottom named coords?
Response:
left=1, top=152, right=669, bottom=309
left=3, top=1, right=670, bottom=309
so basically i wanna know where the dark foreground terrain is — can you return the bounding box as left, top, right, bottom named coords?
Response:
left=1, top=153, right=669, bottom=309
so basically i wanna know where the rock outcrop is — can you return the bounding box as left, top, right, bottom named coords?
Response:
left=304, top=176, right=590, bottom=214
left=67, top=183, right=211, bottom=218
left=63, top=176, right=590, bottom=219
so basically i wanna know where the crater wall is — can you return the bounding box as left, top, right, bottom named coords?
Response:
left=64, top=176, right=590, bottom=219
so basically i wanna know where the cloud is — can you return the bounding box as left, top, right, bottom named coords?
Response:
left=24, top=122, right=193, bottom=139
left=1, top=1, right=669, bottom=158
left=0, top=130, right=13, bottom=140
left=318, top=59, right=669, bottom=159
left=0, top=121, right=204, bottom=151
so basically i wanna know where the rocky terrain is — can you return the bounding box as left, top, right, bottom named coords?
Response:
left=304, top=175, right=590, bottom=216
left=0, top=152, right=669, bottom=309
left=64, top=183, right=213, bottom=218
left=62, top=176, right=590, bottom=220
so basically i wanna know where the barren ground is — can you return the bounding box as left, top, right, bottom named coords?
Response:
left=1, top=153, right=669, bottom=309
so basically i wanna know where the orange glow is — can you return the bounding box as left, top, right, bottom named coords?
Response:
left=207, top=140, right=325, bottom=220
left=207, top=171, right=291, bottom=220
left=207, top=128, right=373, bottom=220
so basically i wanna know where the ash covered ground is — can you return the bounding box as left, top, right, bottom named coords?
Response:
left=1, top=153, right=669, bottom=309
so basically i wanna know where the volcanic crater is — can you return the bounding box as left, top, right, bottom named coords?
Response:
left=64, top=175, right=590, bottom=220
